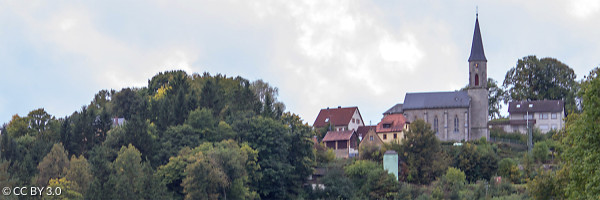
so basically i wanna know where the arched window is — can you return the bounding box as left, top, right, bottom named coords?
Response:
left=454, top=116, right=459, bottom=133
left=433, top=116, right=439, bottom=134
left=475, top=74, right=479, bottom=86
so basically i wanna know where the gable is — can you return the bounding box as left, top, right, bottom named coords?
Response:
left=313, top=107, right=360, bottom=128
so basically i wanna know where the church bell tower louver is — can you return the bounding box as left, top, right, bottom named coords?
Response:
left=467, top=13, right=489, bottom=140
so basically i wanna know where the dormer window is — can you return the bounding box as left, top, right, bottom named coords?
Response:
left=516, top=104, right=521, bottom=108
left=383, top=124, right=391, bottom=128
left=529, top=104, right=533, bottom=108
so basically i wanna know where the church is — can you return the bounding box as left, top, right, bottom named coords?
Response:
left=385, top=15, right=489, bottom=141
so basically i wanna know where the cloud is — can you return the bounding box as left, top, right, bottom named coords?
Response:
left=569, top=0, right=600, bottom=19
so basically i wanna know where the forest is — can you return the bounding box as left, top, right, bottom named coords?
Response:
left=1, top=71, right=313, bottom=199
left=1, top=55, right=600, bottom=200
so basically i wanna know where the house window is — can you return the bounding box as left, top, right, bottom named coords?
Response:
left=551, top=124, right=557, bottom=130
left=356, top=119, right=361, bottom=124
left=434, top=116, right=439, bottom=134
left=370, top=136, right=374, bottom=141
left=383, top=124, right=391, bottom=128
left=539, top=125, right=549, bottom=130
left=540, top=113, right=548, bottom=119
left=454, top=116, right=459, bottom=133
left=383, top=134, right=387, bottom=140
left=352, top=119, right=355, bottom=123
left=551, top=113, right=557, bottom=119
left=393, top=133, right=397, bottom=139
left=523, top=114, right=533, bottom=120
left=475, top=74, right=479, bottom=86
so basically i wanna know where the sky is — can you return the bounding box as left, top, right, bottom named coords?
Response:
left=1, top=0, right=599, bottom=126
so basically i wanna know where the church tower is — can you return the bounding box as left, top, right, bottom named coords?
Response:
left=467, top=13, right=489, bottom=140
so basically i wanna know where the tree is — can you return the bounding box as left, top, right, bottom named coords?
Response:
left=502, top=55, right=579, bottom=113
left=65, top=155, right=92, bottom=195
left=43, top=178, right=83, bottom=200
left=36, top=143, right=70, bottom=186
left=27, top=108, right=53, bottom=134
left=454, top=142, right=498, bottom=182
left=497, top=158, right=520, bottom=183
left=106, top=144, right=163, bottom=200
left=250, top=79, right=285, bottom=118
left=488, top=78, right=505, bottom=119
left=562, top=67, right=600, bottom=199
left=399, top=119, right=448, bottom=184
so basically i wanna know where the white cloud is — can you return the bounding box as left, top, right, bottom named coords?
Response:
left=569, top=0, right=600, bottom=19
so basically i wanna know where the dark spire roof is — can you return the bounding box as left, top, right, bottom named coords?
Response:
left=468, top=15, right=487, bottom=62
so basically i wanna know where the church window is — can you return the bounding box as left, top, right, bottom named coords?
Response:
left=454, top=116, right=459, bottom=133
left=475, top=63, right=479, bottom=68
left=475, top=74, right=479, bottom=86
left=433, top=116, right=439, bottom=134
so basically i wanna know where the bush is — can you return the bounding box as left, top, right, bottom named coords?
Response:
left=532, top=141, right=549, bottom=163
left=497, top=158, right=520, bottom=183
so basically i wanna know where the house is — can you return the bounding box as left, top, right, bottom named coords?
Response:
left=112, top=117, right=126, bottom=127
left=322, top=130, right=359, bottom=158
left=313, top=106, right=365, bottom=132
left=491, top=100, right=565, bottom=134
left=359, top=128, right=383, bottom=150
left=307, top=167, right=326, bottom=190
left=386, top=15, right=489, bottom=142
left=356, top=125, right=376, bottom=141
left=376, top=113, right=409, bottom=144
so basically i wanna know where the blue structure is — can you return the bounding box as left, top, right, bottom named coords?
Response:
left=383, top=150, right=399, bottom=180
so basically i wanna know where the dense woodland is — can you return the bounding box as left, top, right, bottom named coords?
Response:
left=1, top=71, right=312, bottom=199
left=0, top=55, right=599, bottom=199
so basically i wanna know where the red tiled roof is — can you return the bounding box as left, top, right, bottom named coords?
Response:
left=322, top=130, right=355, bottom=142
left=313, top=107, right=360, bottom=128
left=376, top=114, right=407, bottom=133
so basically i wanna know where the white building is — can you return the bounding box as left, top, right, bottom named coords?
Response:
left=492, top=100, right=565, bottom=134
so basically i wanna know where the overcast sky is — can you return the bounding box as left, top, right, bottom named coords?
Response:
left=1, top=0, right=599, bottom=126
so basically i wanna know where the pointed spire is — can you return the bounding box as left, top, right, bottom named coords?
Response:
left=468, top=14, right=487, bottom=62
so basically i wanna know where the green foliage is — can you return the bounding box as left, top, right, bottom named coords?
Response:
left=106, top=144, right=166, bottom=200
left=532, top=141, right=549, bottom=163
left=319, top=162, right=355, bottom=199
left=43, top=177, right=83, bottom=200
left=400, top=119, right=448, bottom=185
left=36, top=143, right=70, bottom=186
left=497, top=158, right=520, bottom=183
left=344, top=160, right=398, bottom=199
left=1, top=71, right=317, bottom=199
left=65, top=155, right=92, bottom=195
left=502, top=55, right=580, bottom=113
left=314, top=142, right=335, bottom=165
left=159, top=140, right=260, bottom=200
left=562, top=67, right=600, bottom=199
left=527, top=167, right=565, bottom=200
left=488, top=78, right=506, bottom=119
left=359, top=143, right=384, bottom=162
left=453, top=141, right=499, bottom=183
